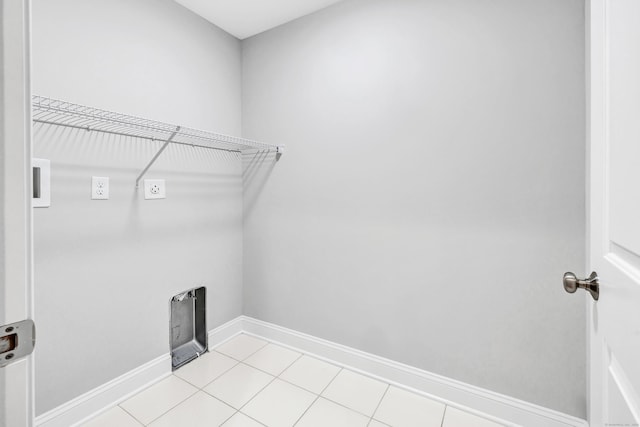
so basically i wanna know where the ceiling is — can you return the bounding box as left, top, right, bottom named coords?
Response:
left=174, top=0, right=345, bottom=40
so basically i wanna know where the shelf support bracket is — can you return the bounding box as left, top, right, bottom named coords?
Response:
left=135, top=126, right=181, bottom=188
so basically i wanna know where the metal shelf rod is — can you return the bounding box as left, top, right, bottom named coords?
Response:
left=135, top=126, right=180, bottom=188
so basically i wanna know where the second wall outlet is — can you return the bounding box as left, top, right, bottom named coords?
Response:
left=91, top=176, right=109, bottom=200
left=144, top=179, right=166, bottom=200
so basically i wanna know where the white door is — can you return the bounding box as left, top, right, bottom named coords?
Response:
left=588, top=0, right=640, bottom=425
left=0, top=1, right=34, bottom=426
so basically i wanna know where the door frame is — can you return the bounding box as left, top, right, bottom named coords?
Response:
left=584, top=0, right=640, bottom=425
left=1, top=0, right=34, bottom=426
left=586, top=0, right=603, bottom=425
left=0, top=1, right=615, bottom=426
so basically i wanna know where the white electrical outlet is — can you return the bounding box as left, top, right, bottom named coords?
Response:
left=144, top=179, right=166, bottom=200
left=91, top=176, right=109, bottom=200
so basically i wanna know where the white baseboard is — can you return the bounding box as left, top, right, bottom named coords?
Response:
left=240, top=316, right=588, bottom=427
left=207, top=315, right=244, bottom=347
left=34, top=354, right=171, bottom=427
left=34, top=316, right=244, bottom=427
left=35, top=315, right=587, bottom=427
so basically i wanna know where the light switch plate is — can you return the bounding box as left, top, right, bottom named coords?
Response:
left=144, top=179, right=166, bottom=200
left=32, top=158, right=51, bottom=208
left=92, top=176, right=109, bottom=200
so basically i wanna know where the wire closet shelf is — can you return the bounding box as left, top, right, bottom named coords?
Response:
left=32, top=95, right=283, bottom=186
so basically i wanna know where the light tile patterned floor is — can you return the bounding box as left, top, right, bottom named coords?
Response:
left=81, top=334, right=506, bottom=427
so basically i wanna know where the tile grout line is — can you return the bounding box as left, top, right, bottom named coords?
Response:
left=202, top=393, right=246, bottom=426
left=216, top=409, right=237, bottom=427
left=440, top=405, right=449, bottom=427
left=197, top=351, right=303, bottom=417
left=233, top=348, right=349, bottom=399
left=314, top=373, right=390, bottom=420
left=175, top=342, right=280, bottom=426
left=276, top=374, right=338, bottom=399
left=291, top=394, right=320, bottom=426
left=198, top=335, right=280, bottom=418
left=169, top=350, right=245, bottom=426
left=232, top=352, right=306, bottom=418
left=235, top=333, right=507, bottom=426
left=278, top=352, right=306, bottom=376
left=229, top=355, right=372, bottom=415
left=231, top=412, right=269, bottom=427
left=320, top=394, right=381, bottom=420
left=136, top=375, right=200, bottom=426
left=201, top=373, right=276, bottom=414
left=240, top=331, right=345, bottom=371
left=188, top=353, right=241, bottom=390
left=367, top=384, right=390, bottom=427
left=216, top=336, right=270, bottom=364
left=116, top=405, right=145, bottom=426
left=219, top=335, right=354, bottom=391
left=292, top=367, right=344, bottom=426
left=126, top=338, right=394, bottom=427
left=237, top=352, right=304, bottom=380
left=116, top=336, right=467, bottom=427
left=239, top=332, right=461, bottom=420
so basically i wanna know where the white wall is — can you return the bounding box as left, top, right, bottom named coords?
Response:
left=32, top=0, right=243, bottom=415
left=242, top=0, right=586, bottom=418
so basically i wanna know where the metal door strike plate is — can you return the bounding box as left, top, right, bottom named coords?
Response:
left=0, top=319, right=35, bottom=368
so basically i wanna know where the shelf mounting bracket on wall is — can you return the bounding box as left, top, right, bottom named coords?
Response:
left=135, top=126, right=181, bottom=188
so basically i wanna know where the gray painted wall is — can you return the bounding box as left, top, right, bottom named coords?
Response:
left=32, top=0, right=243, bottom=414
left=242, top=0, right=586, bottom=417
left=31, top=0, right=587, bottom=419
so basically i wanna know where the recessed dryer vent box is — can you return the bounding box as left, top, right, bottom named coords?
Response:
left=170, top=286, right=207, bottom=371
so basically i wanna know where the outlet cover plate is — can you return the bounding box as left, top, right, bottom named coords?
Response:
left=91, top=176, right=109, bottom=200
left=144, top=179, right=166, bottom=200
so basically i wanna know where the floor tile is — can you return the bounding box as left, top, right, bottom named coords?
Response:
left=215, top=334, right=268, bottom=361
left=222, top=412, right=266, bottom=427
left=149, top=391, right=235, bottom=427
left=279, top=355, right=340, bottom=394
left=120, top=375, right=198, bottom=425
left=90, top=337, right=508, bottom=427
left=442, top=406, right=505, bottom=427
left=203, top=363, right=274, bottom=409
left=296, top=397, right=369, bottom=427
left=174, top=351, right=238, bottom=388
left=80, top=406, right=142, bottom=427
left=321, top=370, right=388, bottom=416
left=373, top=386, right=445, bottom=427
left=242, top=379, right=316, bottom=427
left=243, top=343, right=301, bottom=376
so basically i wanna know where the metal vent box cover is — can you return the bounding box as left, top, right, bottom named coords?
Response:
left=170, top=286, right=207, bottom=370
